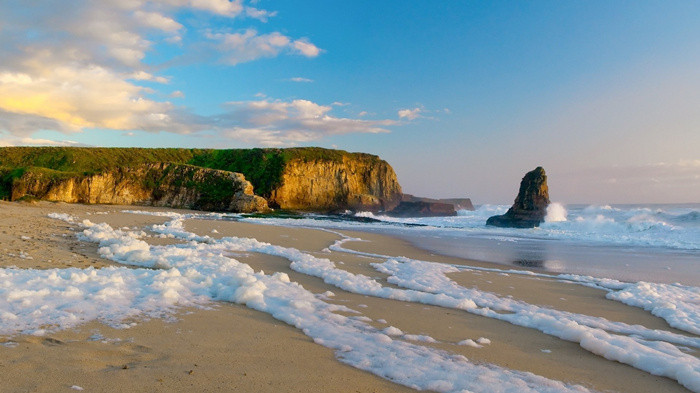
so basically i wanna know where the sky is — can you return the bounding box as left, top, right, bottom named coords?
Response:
left=0, top=1, right=698, bottom=204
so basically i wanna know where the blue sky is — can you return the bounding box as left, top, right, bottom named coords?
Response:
left=1, top=1, right=698, bottom=203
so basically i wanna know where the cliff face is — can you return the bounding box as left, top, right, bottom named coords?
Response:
left=486, top=167, right=550, bottom=228
left=0, top=147, right=404, bottom=213
left=10, top=163, right=268, bottom=213
left=269, top=156, right=402, bottom=212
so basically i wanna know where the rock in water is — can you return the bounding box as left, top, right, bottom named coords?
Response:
left=486, top=167, right=550, bottom=228
left=386, top=201, right=457, bottom=217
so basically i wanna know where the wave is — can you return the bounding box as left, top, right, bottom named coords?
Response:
left=671, top=210, right=700, bottom=224
left=351, top=204, right=700, bottom=251
left=545, top=203, right=568, bottom=222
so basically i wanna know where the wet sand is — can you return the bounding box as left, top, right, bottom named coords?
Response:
left=0, top=201, right=696, bottom=392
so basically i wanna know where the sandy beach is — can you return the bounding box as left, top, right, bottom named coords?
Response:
left=0, top=201, right=697, bottom=392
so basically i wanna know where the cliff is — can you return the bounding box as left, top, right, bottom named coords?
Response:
left=268, top=155, right=402, bottom=211
left=0, top=147, right=403, bottom=212
left=486, top=167, right=550, bottom=228
left=7, top=163, right=268, bottom=213
left=189, top=148, right=403, bottom=212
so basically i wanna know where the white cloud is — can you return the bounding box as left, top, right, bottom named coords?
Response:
left=0, top=1, right=324, bottom=139
left=129, top=71, right=170, bottom=84
left=186, top=0, right=244, bottom=16
left=398, top=107, right=422, bottom=120
left=0, top=66, right=177, bottom=133
left=288, top=77, right=313, bottom=83
left=245, top=6, right=277, bottom=21
left=219, top=99, right=396, bottom=146
left=134, top=10, right=183, bottom=33
left=0, top=135, right=87, bottom=147
left=292, top=39, right=321, bottom=57
left=170, top=90, right=185, bottom=98
left=207, top=29, right=321, bottom=65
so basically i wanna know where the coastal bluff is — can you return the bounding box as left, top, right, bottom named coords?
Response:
left=486, top=166, right=550, bottom=228
left=0, top=147, right=402, bottom=213
left=9, top=163, right=269, bottom=213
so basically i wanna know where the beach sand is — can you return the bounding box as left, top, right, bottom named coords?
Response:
left=0, top=201, right=696, bottom=392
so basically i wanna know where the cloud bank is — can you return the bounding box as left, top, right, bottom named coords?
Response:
left=0, top=0, right=369, bottom=146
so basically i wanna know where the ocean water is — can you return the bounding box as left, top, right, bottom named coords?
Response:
left=243, top=203, right=700, bottom=285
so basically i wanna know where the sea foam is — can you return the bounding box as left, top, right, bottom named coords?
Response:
left=3, top=212, right=699, bottom=392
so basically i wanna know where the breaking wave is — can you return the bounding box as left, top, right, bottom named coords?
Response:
left=351, top=204, right=700, bottom=250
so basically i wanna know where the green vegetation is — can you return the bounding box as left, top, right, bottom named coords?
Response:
left=188, top=149, right=287, bottom=197
left=0, top=146, right=381, bottom=200
left=189, top=147, right=379, bottom=197
left=0, top=147, right=204, bottom=173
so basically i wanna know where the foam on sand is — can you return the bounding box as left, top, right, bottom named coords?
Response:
left=2, top=211, right=699, bottom=392
left=144, top=212, right=700, bottom=391
left=0, top=213, right=597, bottom=393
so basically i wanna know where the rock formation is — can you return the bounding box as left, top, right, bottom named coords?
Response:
left=401, top=194, right=474, bottom=212
left=268, top=155, right=402, bottom=212
left=0, top=147, right=403, bottom=213
left=188, top=147, right=403, bottom=212
left=9, top=163, right=269, bottom=213
left=486, top=167, right=550, bottom=228
left=387, top=201, right=457, bottom=217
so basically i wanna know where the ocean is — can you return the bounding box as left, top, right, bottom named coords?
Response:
left=242, top=203, right=700, bottom=286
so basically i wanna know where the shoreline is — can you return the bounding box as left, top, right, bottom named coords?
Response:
left=256, top=213, right=700, bottom=286
left=0, top=201, right=697, bottom=392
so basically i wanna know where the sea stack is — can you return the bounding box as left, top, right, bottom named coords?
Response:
left=486, top=167, right=550, bottom=228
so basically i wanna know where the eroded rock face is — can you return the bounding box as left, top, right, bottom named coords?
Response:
left=269, top=156, right=402, bottom=212
left=486, top=167, right=550, bottom=228
left=0, top=147, right=404, bottom=214
left=11, top=163, right=269, bottom=213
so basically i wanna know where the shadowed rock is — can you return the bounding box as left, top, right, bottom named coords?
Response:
left=401, top=194, right=474, bottom=211
left=386, top=201, right=457, bottom=217
left=486, top=167, right=550, bottom=228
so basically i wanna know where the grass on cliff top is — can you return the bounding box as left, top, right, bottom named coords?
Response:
left=0, top=147, right=383, bottom=199
left=190, top=147, right=381, bottom=197
left=0, top=147, right=205, bottom=174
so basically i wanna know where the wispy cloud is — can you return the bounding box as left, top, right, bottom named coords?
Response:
left=218, top=99, right=397, bottom=146
left=0, top=135, right=88, bottom=147
left=288, top=77, right=313, bottom=83
left=207, top=29, right=321, bottom=65
left=398, top=107, right=422, bottom=120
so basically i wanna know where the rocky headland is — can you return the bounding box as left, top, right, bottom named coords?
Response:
left=8, top=163, right=268, bottom=213
left=0, top=147, right=403, bottom=214
left=486, top=166, right=550, bottom=228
